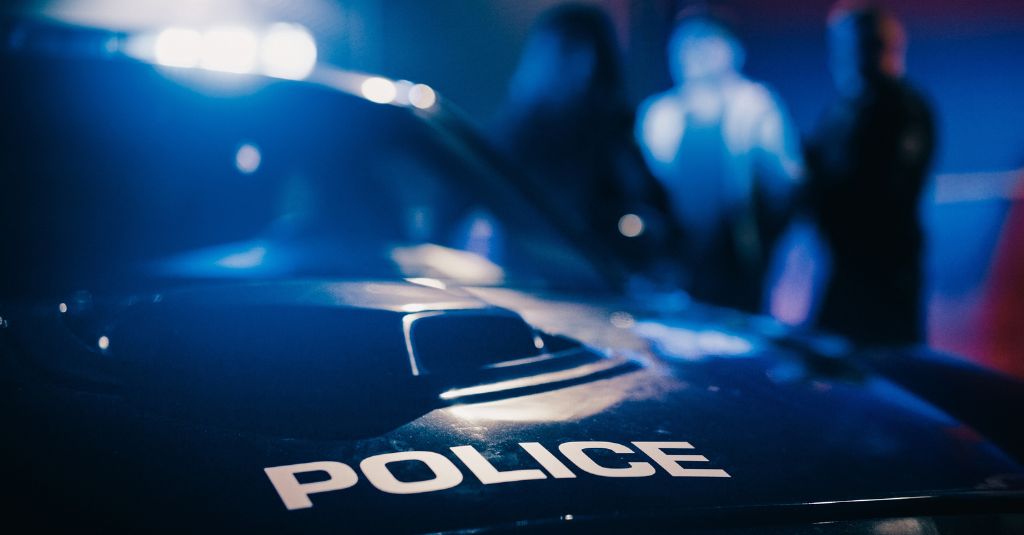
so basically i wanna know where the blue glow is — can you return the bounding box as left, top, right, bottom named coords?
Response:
left=154, top=241, right=291, bottom=278
left=453, top=210, right=505, bottom=264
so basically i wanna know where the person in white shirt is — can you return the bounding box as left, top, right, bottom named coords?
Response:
left=637, top=14, right=803, bottom=312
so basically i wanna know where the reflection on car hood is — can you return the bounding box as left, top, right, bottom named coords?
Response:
left=1, top=280, right=1023, bottom=531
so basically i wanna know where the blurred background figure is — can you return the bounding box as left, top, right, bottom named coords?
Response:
left=805, top=2, right=935, bottom=345
left=491, top=4, right=679, bottom=281
left=636, top=11, right=803, bottom=313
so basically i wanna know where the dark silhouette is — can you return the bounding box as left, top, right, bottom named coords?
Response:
left=807, top=2, right=935, bottom=345
left=492, top=4, right=677, bottom=279
left=637, top=13, right=803, bottom=312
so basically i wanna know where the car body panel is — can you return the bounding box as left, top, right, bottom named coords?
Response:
left=3, top=281, right=1023, bottom=531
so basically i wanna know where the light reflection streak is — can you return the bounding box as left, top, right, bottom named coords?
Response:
left=214, top=245, right=267, bottom=269
left=634, top=321, right=756, bottom=360
left=444, top=361, right=675, bottom=424
left=404, top=277, right=447, bottom=290
left=439, top=358, right=626, bottom=400
left=391, top=244, right=504, bottom=285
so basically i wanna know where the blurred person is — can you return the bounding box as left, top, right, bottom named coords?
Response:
left=805, top=2, right=935, bottom=345
left=492, top=4, right=679, bottom=281
left=636, top=13, right=803, bottom=313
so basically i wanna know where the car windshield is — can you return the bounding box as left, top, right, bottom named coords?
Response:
left=0, top=33, right=613, bottom=299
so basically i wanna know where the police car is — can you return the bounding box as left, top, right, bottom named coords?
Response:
left=1, top=18, right=1022, bottom=533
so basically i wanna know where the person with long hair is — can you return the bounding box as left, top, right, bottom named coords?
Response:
left=493, top=4, right=677, bottom=281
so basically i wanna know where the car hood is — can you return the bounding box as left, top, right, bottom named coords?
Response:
left=2, top=280, right=1022, bottom=531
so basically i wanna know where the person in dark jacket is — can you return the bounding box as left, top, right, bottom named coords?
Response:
left=807, top=2, right=935, bottom=345
left=492, top=4, right=678, bottom=281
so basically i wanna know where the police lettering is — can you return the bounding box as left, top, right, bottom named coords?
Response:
left=264, top=440, right=729, bottom=510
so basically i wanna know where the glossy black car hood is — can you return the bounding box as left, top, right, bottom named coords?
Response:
left=2, top=280, right=1022, bottom=532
